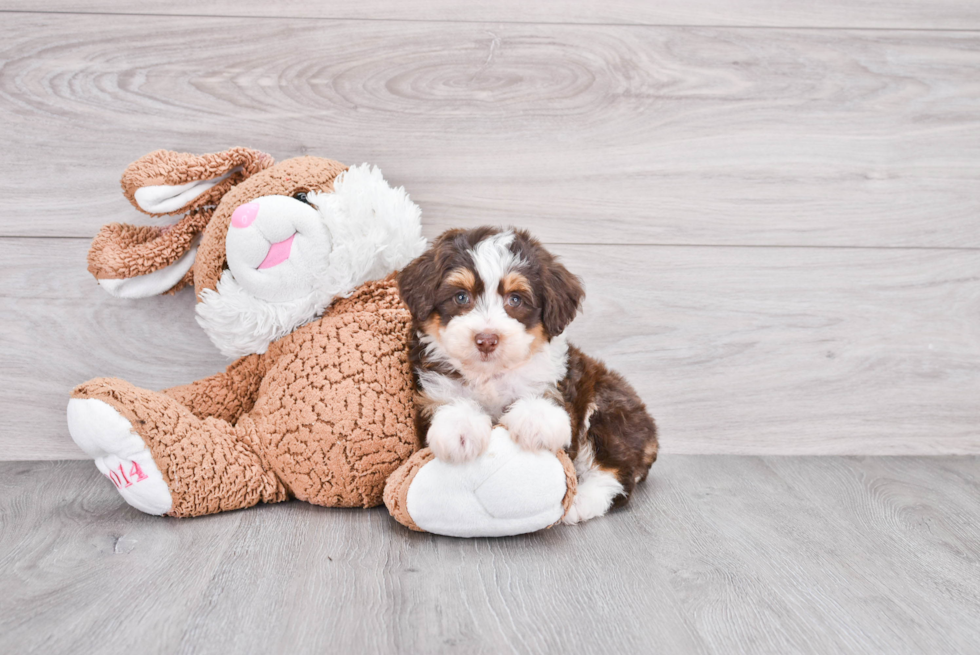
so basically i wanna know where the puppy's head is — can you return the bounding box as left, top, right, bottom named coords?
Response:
left=398, top=227, right=584, bottom=373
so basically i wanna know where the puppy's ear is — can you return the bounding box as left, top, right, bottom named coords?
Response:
left=121, top=147, right=274, bottom=216
left=514, top=231, right=584, bottom=336
left=397, top=230, right=465, bottom=322
left=397, top=246, right=441, bottom=323
left=541, top=256, right=584, bottom=336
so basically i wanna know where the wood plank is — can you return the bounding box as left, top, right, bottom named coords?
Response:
left=4, top=1, right=980, bottom=30
left=2, top=15, right=980, bottom=246
left=637, top=456, right=980, bottom=653
left=2, top=238, right=977, bottom=459
left=2, top=457, right=979, bottom=653
left=765, top=456, right=980, bottom=653
left=176, top=496, right=706, bottom=654
left=0, top=460, right=247, bottom=655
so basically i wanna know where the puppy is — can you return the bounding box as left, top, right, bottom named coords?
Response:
left=397, top=227, right=658, bottom=524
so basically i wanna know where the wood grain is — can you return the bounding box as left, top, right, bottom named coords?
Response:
left=2, top=457, right=978, bottom=654
left=648, top=456, right=980, bottom=653
left=2, top=15, right=980, bottom=246
left=765, top=455, right=980, bottom=653
left=3, top=1, right=980, bottom=30
left=0, top=461, right=247, bottom=655
left=2, top=238, right=977, bottom=459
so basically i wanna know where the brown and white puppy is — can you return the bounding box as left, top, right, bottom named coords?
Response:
left=397, top=227, right=658, bottom=524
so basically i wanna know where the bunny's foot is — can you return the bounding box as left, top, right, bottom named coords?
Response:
left=67, top=398, right=173, bottom=515
left=383, top=427, right=577, bottom=537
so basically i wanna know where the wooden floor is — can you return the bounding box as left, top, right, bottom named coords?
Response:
left=2, top=456, right=979, bottom=654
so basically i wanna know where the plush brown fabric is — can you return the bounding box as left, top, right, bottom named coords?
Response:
left=194, top=156, right=348, bottom=298
left=382, top=449, right=436, bottom=532
left=249, top=278, right=419, bottom=508
left=163, top=353, right=268, bottom=424
left=71, top=278, right=419, bottom=517
left=120, top=147, right=274, bottom=217
left=556, top=450, right=578, bottom=524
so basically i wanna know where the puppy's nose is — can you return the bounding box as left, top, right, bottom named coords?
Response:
left=475, top=332, right=500, bottom=354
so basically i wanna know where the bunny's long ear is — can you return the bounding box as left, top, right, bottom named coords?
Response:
left=121, top=147, right=273, bottom=216
left=88, top=147, right=273, bottom=298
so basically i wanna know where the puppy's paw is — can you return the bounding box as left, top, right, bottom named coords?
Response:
left=562, top=501, right=585, bottom=525
left=426, top=401, right=493, bottom=463
left=561, top=469, right=624, bottom=525
left=500, top=397, right=572, bottom=454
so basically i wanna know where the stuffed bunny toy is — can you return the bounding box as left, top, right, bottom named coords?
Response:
left=67, top=148, right=577, bottom=537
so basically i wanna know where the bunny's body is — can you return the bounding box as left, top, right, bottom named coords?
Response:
left=69, top=149, right=424, bottom=515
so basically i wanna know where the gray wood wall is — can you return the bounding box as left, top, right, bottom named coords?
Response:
left=1, top=3, right=978, bottom=459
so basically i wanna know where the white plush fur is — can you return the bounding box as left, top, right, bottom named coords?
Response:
left=196, top=164, right=426, bottom=358
left=66, top=398, right=173, bottom=515
left=406, top=427, right=569, bottom=538
left=499, top=396, right=572, bottom=453
left=426, top=398, right=494, bottom=463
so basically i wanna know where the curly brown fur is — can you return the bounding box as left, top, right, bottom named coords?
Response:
left=560, top=345, right=658, bottom=508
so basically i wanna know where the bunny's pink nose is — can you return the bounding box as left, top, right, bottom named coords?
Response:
left=231, top=202, right=259, bottom=229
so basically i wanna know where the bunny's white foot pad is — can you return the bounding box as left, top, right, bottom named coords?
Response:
left=385, top=427, right=574, bottom=538
left=67, top=398, right=173, bottom=515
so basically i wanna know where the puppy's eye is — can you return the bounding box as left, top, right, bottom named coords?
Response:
left=293, top=192, right=310, bottom=205
left=454, top=291, right=470, bottom=305
left=506, top=293, right=523, bottom=308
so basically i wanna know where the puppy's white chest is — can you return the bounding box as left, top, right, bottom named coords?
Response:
left=465, top=375, right=537, bottom=418
left=463, top=348, right=567, bottom=418
left=417, top=335, right=569, bottom=419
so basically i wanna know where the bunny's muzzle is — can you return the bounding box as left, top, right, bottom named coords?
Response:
left=224, top=194, right=332, bottom=302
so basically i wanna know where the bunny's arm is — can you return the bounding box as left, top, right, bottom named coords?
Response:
left=162, top=353, right=269, bottom=424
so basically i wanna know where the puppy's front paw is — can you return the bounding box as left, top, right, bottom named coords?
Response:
left=500, top=397, right=571, bottom=454
left=427, top=401, right=493, bottom=463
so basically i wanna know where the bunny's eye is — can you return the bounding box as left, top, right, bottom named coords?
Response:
left=293, top=192, right=310, bottom=205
